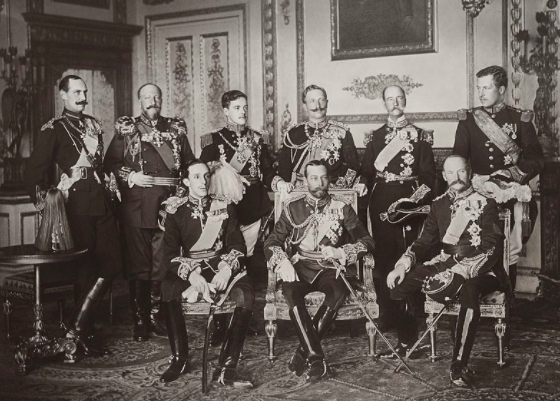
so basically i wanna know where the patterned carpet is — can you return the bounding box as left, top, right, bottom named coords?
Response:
left=1, top=277, right=560, bottom=401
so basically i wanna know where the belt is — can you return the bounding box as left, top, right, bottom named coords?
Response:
left=299, top=249, right=324, bottom=260
left=442, top=243, right=474, bottom=257
left=152, top=176, right=180, bottom=186
left=185, top=249, right=219, bottom=260
left=241, top=175, right=261, bottom=184
left=68, top=166, right=96, bottom=181
left=376, top=171, right=418, bottom=183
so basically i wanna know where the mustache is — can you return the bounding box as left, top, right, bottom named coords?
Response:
left=76, top=101, right=88, bottom=106
left=147, top=105, right=160, bottom=110
left=390, top=105, right=404, bottom=111
left=310, top=106, right=327, bottom=112
left=451, top=179, right=467, bottom=186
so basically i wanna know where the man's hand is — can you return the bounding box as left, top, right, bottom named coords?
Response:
left=321, top=246, right=343, bottom=260
left=277, top=262, right=297, bottom=282
left=354, top=183, right=368, bottom=197
left=490, top=169, right=512, bottom=180
left=277, top=180, right=294, bottom=194
left=387, top=262, right=408, bottom=289
left=130, top=172, right=155, bottom=188
left=189, top=270, right=210, bottom=296
left=211, top=267, right=232, bottom=292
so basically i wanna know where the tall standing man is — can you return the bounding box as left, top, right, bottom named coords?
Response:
left=24, top=75, right=122, bottom=356
left=199, top=90, right=276, bottom=343
left=453, top=65, right=544, bottom=295
left=360, top=85, right=436, bottom=331
left=105, top=83, right=194, bottom=341
left=273, top=85, right=362, bottom=193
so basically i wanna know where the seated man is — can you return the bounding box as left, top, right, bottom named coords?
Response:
left=264, top=160, right=375, bottom=381
left=385, top=155, right=507, bottom=387
left=159, top=159, right=254, bottom=389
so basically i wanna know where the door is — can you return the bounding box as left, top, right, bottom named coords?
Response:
left=148, top=6, right=247, bottom=155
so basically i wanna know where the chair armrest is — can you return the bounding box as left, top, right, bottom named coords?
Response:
left=361, top=254, right=376, bottom=294
left=266, top=262, right=278, bottom=303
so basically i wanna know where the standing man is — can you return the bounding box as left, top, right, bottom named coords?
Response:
left=385, top=155, right=506, bottom=387
left=264, top=160, right=375, bottom=381
left=24, top=74, right=122, bottom=357
left=105, top=83, right=194, bottom=341
left=273, top=85, right=362, bottom=193
left=453, top=65, right=544, bottom=294
left=360, top=85, right=436, bottom=331
left=200, top=90, right=276, bottom=343
left=159, top=159, right=254, bottom=389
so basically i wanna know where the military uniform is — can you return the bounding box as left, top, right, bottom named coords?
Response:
left=200, top=123, right=275, bottom=257
left=360, top=116, right=436, bottom=327
left=104, top=114, right=194, bottom=340
left=274, top=120, right=361, bottom=189
left=24, top=108, right=122, bottom=355
left=159, top=194, right=254, bottom=386
left=453, top=104, right=544, bottom=283
left=387, top=187, right=505, bottom=379
left=264, top=192, right=374, bottom=379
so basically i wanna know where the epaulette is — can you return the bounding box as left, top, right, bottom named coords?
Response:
left=40, top=116, right=64, bottom=131
left=83, top=113, right=101, bottom=125
left=433, top=192, right=448, bottom=202
left=457, top=109, right=468, bottom=121
left=328, top=119, right=350, bottom=131
left=285, top=193, right=306, bottom=206
left=115, top=116, right=137, bottom=136
left=162, top=196, right=189, bottom=215
left=283, top=193, right=307, bottom=224
left=284, top=121, right=304, bottom=134
left=248, top=127, right=271, bottom=145
left=201, top=131, right=218, bottom=148
left=169, top=117, right=188, bottom=135
left=332, top=195, right=352, bottom=206
left=420, top=129, right=434, bottom=145
left=210, top=194, right=233, bottom=204
left=363, top=130, right=375, bottom=146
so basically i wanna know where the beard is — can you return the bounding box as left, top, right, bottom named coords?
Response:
left=309, top=187, right=328, bottom=199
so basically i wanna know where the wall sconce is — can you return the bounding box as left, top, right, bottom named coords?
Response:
left=462, top=0, right=493, bottom=18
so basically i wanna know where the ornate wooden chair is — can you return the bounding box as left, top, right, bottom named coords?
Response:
left=264, top=188, right=379, bottom=361
left=424, top=209, right=511, bottom=367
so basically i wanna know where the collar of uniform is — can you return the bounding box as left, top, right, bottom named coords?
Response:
left=188, top=194, right=209, bottom=208
left=139, top=113, right=160, bottom=127
left=484, top=102, right=506, bottom=114
left=448, top=186, right=475, bottom=202
left=387, top=115, right=408, bottom=129
left=63, top=109, right=83, bottom=122
left=225, top=121, right=246, bottom=135
left=306, top=119, right=329, bottom=130
left=305, top=193, right=331, bottom=210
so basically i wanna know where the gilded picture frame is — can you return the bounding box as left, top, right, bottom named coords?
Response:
left=331, top=0, right=437, bottom=60
left=51, top=0, right=110, bottom=8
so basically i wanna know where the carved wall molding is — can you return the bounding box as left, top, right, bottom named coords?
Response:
left=328, top=111, right=458, bottom=124
left=24, top=13, right=142, bottom=49
left=263, top=0, right=277, bottom=144
left=113, top=0, right=126, bottom=24
left=343, top=74, right=423, bottom=101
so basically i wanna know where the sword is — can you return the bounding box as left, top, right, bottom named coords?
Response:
left=201, top=270, right=247, bottom=393
left=327, top=258, right=414, bottom=375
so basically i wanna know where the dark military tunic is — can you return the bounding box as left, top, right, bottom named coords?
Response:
left=275, top=120, right=361, bottom=188
left=105, top=115, right=194, bottom=229
left=264, top=193, right=375, bottom=283
left=199, top=124, right=274, bottom=226
left=453, top=105, right=543, bottom=184
left=359, top=119, right=436, bottom=321
left=390, top=187, right=505, bottom=346
left=24, top=108, right=122, bottom=279
left=161, top=195, right=247, bottom=302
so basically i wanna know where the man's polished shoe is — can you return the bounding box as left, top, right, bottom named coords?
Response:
left=305, top=358, right=330, bottom=382
left=214, top=367, right=253, bottom=389
left=450, top=364, right=475, bottom=388
left=288, top=350, right=306, bottom=377
left=159, top=357, right=188, bottom=383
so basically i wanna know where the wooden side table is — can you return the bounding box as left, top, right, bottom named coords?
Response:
left=0, top=245, right=87, bottom=374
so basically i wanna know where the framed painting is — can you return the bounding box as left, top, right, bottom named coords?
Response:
left=51, top=0, right=110, bottom=8
left=331, top=0, right=437, bottom=60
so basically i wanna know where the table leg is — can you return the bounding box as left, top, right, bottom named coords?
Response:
left=14, top=265, right=77, bottom=375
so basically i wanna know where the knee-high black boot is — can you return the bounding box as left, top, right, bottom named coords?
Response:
left=450, top=306, right=480, bottom=387
left=66, top=277, right=112, bottom=357
left=289, top=306, right=328, bottom=381
left=149, top=281, right=167, bottom=337
left=289, top=304, right=338, bottom=376
left=213, top=307, right=254, bottom=389
left=159, top=300, right=189, bottom=383
left=129, top=280, right=151, bottom=342
left=211, top=313, right=228, bottom=346
left=509, top=264, right=517, bottom=296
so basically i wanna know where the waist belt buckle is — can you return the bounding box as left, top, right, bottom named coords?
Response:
left=79, top=167, right=87, bottom=180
